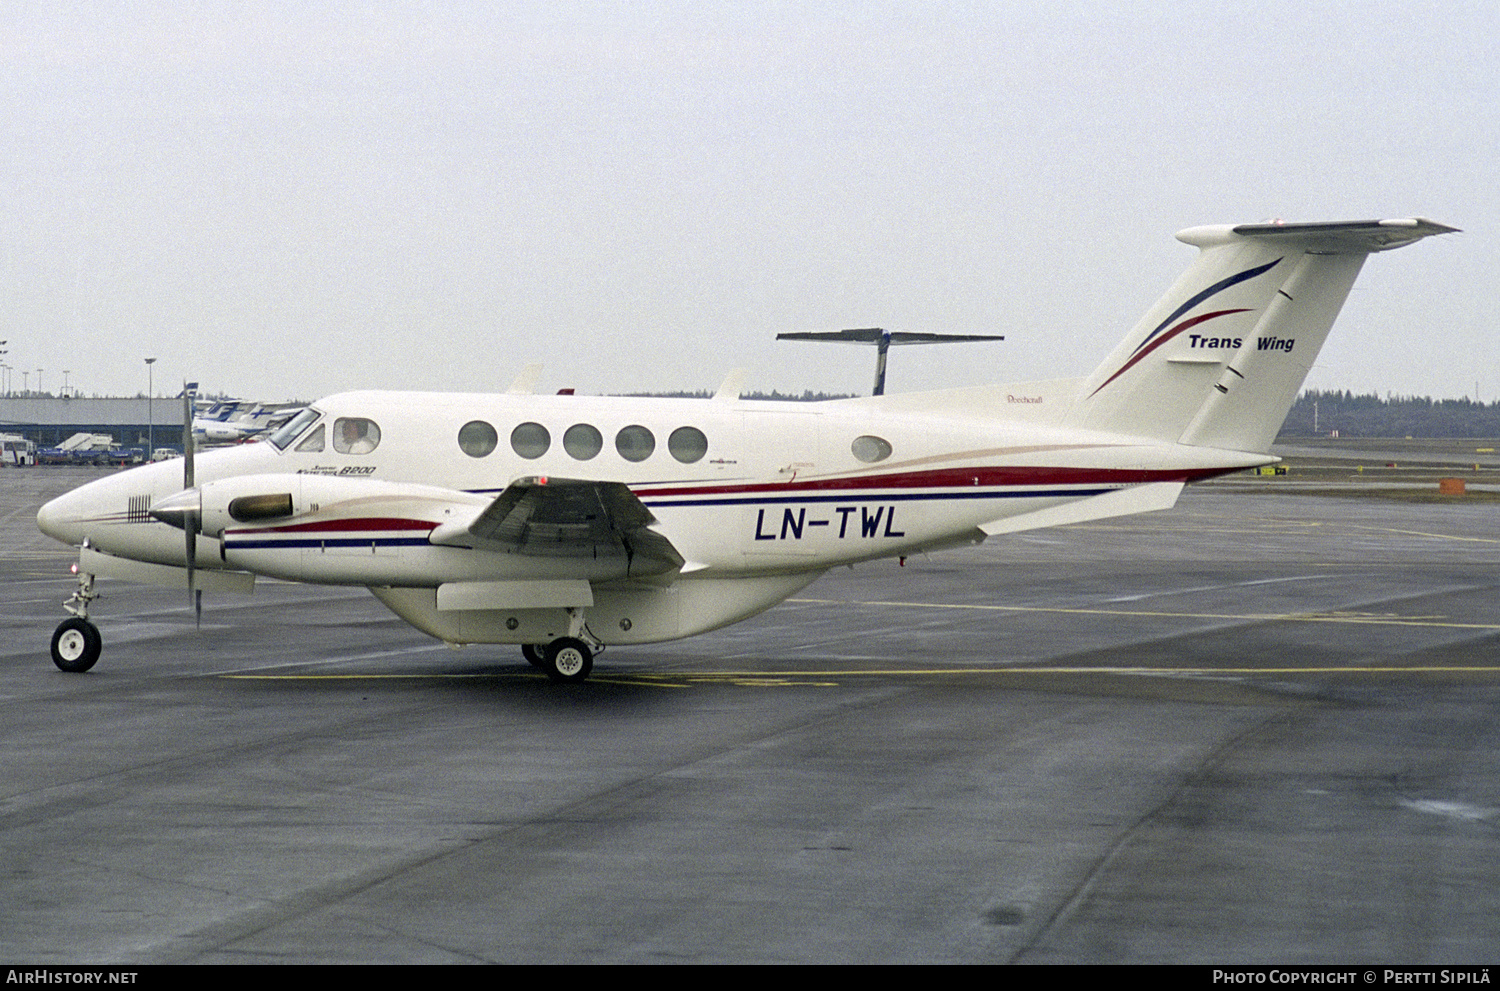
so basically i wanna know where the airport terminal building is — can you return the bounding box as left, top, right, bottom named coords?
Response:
left=0, top=397, right=186, bottom=449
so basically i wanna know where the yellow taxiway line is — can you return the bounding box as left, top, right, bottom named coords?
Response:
left=787, top=597, right=1500, bottom=631
left=221, top=665, right=1500, bottom=686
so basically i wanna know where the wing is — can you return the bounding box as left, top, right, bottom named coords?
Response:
left=429, top=476, right=684, bottom=578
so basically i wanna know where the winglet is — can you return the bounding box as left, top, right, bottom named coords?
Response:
left=506, top=363, right=544, bottom=395
left=713, top=369, right=748, bottom=401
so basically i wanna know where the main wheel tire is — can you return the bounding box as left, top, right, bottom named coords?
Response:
left=51, top=618, right=102, bottom=673
left=543, top=637, right=593, bottom=683
left=521, top=643, right=547, bottom=669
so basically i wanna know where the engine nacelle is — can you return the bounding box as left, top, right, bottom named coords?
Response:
left=194, top=473, right=488, bottom=539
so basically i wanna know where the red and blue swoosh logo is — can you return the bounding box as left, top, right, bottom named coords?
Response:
left=1088, top=256, right=1281, bottom=398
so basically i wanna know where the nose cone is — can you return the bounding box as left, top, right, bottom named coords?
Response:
left=37, top=487, right=91, bottom=546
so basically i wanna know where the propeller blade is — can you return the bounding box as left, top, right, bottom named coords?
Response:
left=185, top=515, right=198, bottom=627
left=182, top=382, right=196, bottom=490
left=182, top=382, right=198, bottom=622
left=147, top=487, right=203, bottom=625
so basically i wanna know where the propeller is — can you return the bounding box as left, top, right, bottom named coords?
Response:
left=183, top=383, right=200, bottom=627
left=146, top=382, right=202, bottom=626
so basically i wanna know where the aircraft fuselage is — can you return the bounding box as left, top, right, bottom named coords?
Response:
left=36, top=387, right=1260, bottom=646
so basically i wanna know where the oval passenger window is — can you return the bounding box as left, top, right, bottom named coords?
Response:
left=458, top=421, right=498, bottom=458
left=851, top=435, right=892, bottom=463
left=510, top=422, right=551, bottom=459
left=615, top=425, right=655, bottom=462
left=563, top=423, right=603, bottom=460
left=668, top=426, right=708, bottom=463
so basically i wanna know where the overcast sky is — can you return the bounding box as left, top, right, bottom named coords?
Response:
left=2, top=1, right=1492, bottom=403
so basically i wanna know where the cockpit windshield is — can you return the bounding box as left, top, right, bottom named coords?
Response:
left=266, top=407, right=323, bottom=451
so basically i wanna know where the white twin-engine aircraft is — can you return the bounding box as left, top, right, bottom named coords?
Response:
left=37, top=218, right=1456, bottom=681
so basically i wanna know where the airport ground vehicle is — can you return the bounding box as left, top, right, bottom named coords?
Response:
left=1, top=433, right=35, bottom=466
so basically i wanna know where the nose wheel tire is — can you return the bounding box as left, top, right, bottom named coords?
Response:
left=52, top=618, right=102, bottom=673
left=521, top=643, right=548, bottom=669
left=543, top=637, right=593, bottom=683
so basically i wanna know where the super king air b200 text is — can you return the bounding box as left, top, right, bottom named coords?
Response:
left=37, top=218, right=1457, bottom=682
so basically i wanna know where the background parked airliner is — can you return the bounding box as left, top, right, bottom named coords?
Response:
left=37, top=218, right=1456, bottom=681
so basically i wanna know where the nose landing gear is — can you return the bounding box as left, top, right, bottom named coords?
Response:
left=52, top=617, right=101, bottom=673
left=53, top=566, right=101, bottom=673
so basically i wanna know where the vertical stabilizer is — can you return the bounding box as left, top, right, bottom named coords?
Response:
left=1071, top=219, right=1456, bottom=453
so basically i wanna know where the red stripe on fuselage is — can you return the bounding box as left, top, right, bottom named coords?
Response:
left=227, top=517, right=439, bottom=535
left=634, top=464, right=1238, bottom=499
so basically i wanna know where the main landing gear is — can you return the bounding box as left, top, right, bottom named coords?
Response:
left=519, top=608, right=597, bottom=683
left=52, top=566, right=101, bottom=673
left=521, top=638, right=595, bottom=683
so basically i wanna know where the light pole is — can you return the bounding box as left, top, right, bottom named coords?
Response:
left=62, top=370, right=70, bottom=398
left=145, top=358, right=157, bottom=455
left=36, top=369, right=43, bottom=396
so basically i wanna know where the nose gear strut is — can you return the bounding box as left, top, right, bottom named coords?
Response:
left=54, top=548, right=102, bottom=673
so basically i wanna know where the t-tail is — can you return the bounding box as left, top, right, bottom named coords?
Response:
left=1072, top=219, right=1457, bottom=453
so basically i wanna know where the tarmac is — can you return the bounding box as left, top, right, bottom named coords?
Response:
left=3, top=464, right=1499, bottom=964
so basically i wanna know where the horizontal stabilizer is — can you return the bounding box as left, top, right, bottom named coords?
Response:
left=979, top=482, right=1183, bottom=537
left=778, top=327, right=1005, bottom=396
left=776, top=328, right=1005, bottom=346
left=1220, top=218, right=1459, bottom=252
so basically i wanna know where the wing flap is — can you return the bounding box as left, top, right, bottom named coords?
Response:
left=430, top=477, right=685, bottom=576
